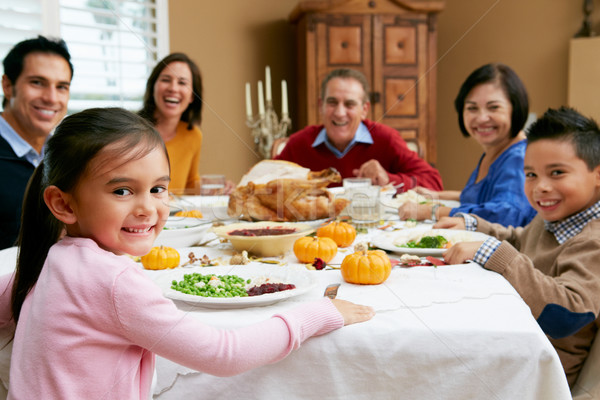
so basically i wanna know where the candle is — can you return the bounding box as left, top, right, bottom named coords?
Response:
left=258, top=80, right=265, bottom=117
left=245, top=82, right=252, bottom=119
left=281, top=80, right=288, bottom=116
left=265, top=66, right=272, bottom=102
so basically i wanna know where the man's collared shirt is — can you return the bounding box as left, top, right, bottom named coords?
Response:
left=312, top=121, right=373, bottom=159
left=0, top=115, right=44, bottom=167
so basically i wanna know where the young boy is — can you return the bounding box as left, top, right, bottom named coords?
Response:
left=438, top=106, right=600, bottom=388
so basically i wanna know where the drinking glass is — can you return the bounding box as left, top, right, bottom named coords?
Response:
left=343, top=177, right=371, bottom=189
left=346, top=186, right=380, bottom=226
left=200, top=174, right=226, bottom=196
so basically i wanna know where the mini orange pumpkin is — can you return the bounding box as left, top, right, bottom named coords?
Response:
left=293, top=236, right=337, bottom=263
left=141, top=246, right=180, bottom=270
left=341, top=248, right=391, bottom=285
left=175, top=209, right=204, bottom=218
left=317, top=221, right=357, bottom=247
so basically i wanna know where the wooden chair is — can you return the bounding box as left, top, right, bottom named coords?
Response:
left=571, top=327, right=600, bottom=399
left=270, top=137, right=289, bottom=159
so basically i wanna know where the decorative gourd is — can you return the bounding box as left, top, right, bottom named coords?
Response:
left=317, top=221, right=357, bottom=247
left=341, top=248, right=391, bottom=285
left=293, top=236, right=337, bottom=263
left=141, top=246, right=180, bottom=270
left=175, top=209, right=203, bottom=218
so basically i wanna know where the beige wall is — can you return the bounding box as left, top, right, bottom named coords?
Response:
left=170, top=0, right=595, bottom=187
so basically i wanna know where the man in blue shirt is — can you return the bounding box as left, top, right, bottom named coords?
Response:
left=0, top=36, right=73, bottom=249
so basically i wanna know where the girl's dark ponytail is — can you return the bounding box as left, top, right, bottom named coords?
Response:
left=12, top=161, right=63, bottom=322
left=9, top=107, right=166, bottom=324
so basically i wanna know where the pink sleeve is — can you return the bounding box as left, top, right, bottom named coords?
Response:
left=113, top=268, right=343, bottom=377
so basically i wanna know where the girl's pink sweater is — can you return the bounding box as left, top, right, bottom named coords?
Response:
left=0, top=237, right=343, bottom=399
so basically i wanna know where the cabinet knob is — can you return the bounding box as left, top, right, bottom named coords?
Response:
left=341, top=41, right=348, bottom=49
left=397, top=94, right=405, bottom=101
left=368, top=1, right=376, bottom=8
left=371, top=92, right=381, bottom=104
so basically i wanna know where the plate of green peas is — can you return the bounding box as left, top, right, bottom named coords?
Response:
left=155, top=264, right=319, bottom=308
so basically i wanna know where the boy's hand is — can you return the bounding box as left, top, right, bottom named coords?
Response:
left=330, top=299, right=375, bottom=325
left=434, top=216, right=465, bottom=230
left=442, top=241, right=482, bottom=265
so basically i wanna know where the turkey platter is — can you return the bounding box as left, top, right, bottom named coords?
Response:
left=228, top=160, right=349, bottom=221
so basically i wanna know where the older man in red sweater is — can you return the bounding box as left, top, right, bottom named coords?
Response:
left=275, top=68, right=443, bottom=191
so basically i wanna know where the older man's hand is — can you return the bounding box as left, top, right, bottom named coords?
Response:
left=352, top=159, right=389, bottom=186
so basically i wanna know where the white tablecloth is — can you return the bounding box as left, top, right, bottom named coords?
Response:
left=0, top=227, right=572, bottom=400
left=143, top=230, right=571, bottom=400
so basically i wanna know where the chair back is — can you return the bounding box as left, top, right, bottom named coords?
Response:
left=572, top=324, right=600, bottom=399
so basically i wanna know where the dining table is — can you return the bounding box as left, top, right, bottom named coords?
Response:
left=0, top=216, right=572, bottom=400
left=148, top=214, right=571, bottom=400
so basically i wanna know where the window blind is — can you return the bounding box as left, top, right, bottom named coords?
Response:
left=0, top=0, right=44, bottom=61
left=59, top=0, right=162, bottom=112
left=0, top=0, right=168, bottom=113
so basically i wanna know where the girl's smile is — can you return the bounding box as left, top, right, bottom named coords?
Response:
left=64, top=145, right=171, bottom=256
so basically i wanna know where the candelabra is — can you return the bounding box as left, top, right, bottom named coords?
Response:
left=245, top=66, right=291, bottom=159
left=246, top=102, right=291, bottom=159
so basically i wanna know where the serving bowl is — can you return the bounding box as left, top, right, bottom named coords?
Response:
left=154, top=216, right=212, bottom=248
left=212, top=221, right=314, bottom=257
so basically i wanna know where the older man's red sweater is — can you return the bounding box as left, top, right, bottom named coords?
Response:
left=275, top=120, right=443, bottom=190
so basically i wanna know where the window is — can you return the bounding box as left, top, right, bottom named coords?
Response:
left=0, top=0, right=169, bottom=113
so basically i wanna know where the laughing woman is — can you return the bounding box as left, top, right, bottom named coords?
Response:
left=139, top=53, right=204, bottom=192
left=398, top=63, right=537, bottom=227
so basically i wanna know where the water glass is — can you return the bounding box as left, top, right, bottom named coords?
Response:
left=343, top=177, right=372, bottom=189
left=200, top=174, right=226, bottom=196
left=347, top=186, right=380, bottom=226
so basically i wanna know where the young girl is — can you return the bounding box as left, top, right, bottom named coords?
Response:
left=0, top=108, right=374, bottom=399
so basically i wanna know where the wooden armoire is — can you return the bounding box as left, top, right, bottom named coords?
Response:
left=289, top=0, right=445, bottom=164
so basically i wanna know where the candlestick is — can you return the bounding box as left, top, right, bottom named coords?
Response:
left=257, top=80, right=265, bottom=117
left=245, top=82, right=252, bottom=118
left=245, top=70, right=291, bottom=160
left=281, top=80, right=288, bottom=116
left=265, top=66, right=272, bottom=102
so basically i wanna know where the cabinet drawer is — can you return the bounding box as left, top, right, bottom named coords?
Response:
left=384, top=77, right=417, bottom=117
left=328, top=25, right=363, bottom=65
left=384, top=26, right=416, bottom=65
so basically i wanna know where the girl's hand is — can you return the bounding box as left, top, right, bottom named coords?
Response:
left=330, top=299, right=375, bottom=325
left=433, top=216, right=465, bottom=230
left=442, top=241, right=482, bottom=265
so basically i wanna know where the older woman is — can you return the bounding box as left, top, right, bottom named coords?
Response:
left=398, top=63, right=537, bottom=227
left=139, top=53, right=204, bottom=192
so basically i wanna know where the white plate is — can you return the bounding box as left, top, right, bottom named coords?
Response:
left=381, top=197, right=460, bottom=210
left=327, top=186, right=345, bottom=196
left=155, top=264, right=318, bottom=309
left=170, top=195, right=230, bottom=221
left=371, top=228, right=489, bottom=256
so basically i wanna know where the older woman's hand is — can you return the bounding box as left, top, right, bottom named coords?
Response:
left=433, top=216, right=465, bottom=230
left=398, top=201, right=431, bottom=221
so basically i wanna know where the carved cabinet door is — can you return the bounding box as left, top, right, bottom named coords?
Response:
left=296, top=10, right=438, bottom=163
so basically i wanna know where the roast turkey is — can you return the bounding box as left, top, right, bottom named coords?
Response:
left=228, top=160, right=349, bottom=221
